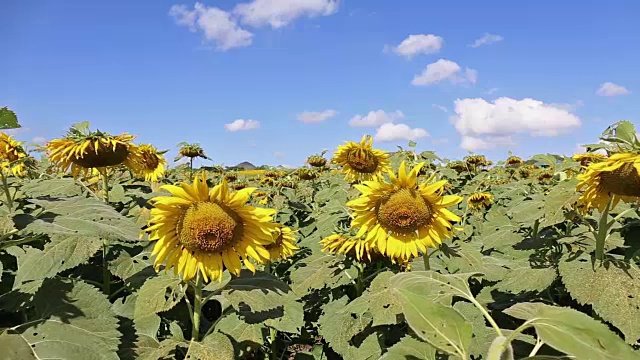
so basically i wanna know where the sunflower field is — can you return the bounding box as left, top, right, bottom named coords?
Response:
left=1, top=110, right=639, bottom=360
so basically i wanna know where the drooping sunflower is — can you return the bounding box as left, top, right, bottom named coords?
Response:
left=320, top=233, right=377, bottom=262
left=307, top=153, right=327, bottom=168
left=347, top=161, right=463, bottom=262
left=224, top=172, right=238, bottom=182
left=129, top=144, right=167, bottom=182
left=265, top=226, right=299, bottom=261
left=144, top=172, right=277, bottom=282
left=297, top=168, right=319, bottom=180
left=573, top=152, right=606, bottom=167
left=537, top=171, right=555, bottom=184
left=0, top=132, right=28, bottom=176
left=332, top=135, right=391, bottom=182
left=467, top=192, right=493, bottom=211
left=506, top=156, right=524, bottom=167
left=447, top=160, right=468, bottom=173
left=465, top=155, right=491, bottom=168
left=175, top=142, right=210, bottom=162
left=576, top=152, right=640, bottom=212
left=46, top=125, right=139, bottom=178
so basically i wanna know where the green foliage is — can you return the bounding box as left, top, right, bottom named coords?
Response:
left=0, top=106, right=20, bottom=129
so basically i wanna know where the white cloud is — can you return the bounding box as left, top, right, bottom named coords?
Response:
left=596, top=82, right=630, bottom=96
left=297, top=109, right=337, bottom=123
left=390, top=34, right=443, bottom=59
left=374, top=123, right=429, bottom=142
left=31, top=136, right=46, bottom=144
left=412, top=59, right=477, bottom=86
left=470, top=33, right=504, bottom=48
left=233, top=0, right=339, bottom=29
left=432, top=104, right=448, bottom=113
left=5, top=127, right=30, bottom=136
left=169, top=3, right=253, bottom=51
left=486, top=87, right=499, bottom=95
left=349, top=110, right=404, bottom=127
left=574, top=144, right=607, bottom=155
left=460, top=135, right=513, bottom=151
left=550, top=100, right=584, bottom=112
left=451, top=97, right=582, bottom=150
left=225, top=119, right=260, bottom=132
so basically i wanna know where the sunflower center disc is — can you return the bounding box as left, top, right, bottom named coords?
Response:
left=599, top=162, right=640, bottom=197
left=347, top=149, right=379, bottom=173
left=176, top=202, right=243, bottom=253
left=377, top=188, right=432, bottom=234
left=141, top=150, right=160, bottom=170
left=74, top=141, right=129, bottom=168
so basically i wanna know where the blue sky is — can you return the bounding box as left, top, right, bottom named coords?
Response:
left=1, top=0, right=638, bottom=168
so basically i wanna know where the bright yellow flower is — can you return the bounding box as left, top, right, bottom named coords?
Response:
left=265, top=226, right=298, bottom=261
left=573, top=152, right=606, bottom=167
left=128, top=144, right=166, bottom=182
left=347, top=161, right=463, bottom=262
left=576, top=153, right=640, bottom=212
left=0, top=132, right=28, bottom=176
left=144, top=172, right=277, bottom=282
left=332, top=135, right=391, bottom=182
left=467, top=192, right=493, bottom=211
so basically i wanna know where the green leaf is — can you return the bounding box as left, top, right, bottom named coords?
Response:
left=289, top=254, right=357, bottom=295
left=215, top=312, right=264, bottom=350
left=109, top=184, right=126, bottom=203
left=395, top=288, right=472, bottom=357
left=612, top=120, right=637, bottom=144
left=134, top=275, right=185, bottom=338
left=185, top=333, right=235, bottom=360
left=379, top=336, right=437, bottom=360
left=21, top=178, right=84, bottom=197
left=13, top=236, right=103, bottom=290
left=444, top=242, right=508, bottom=282
left=390, top=271, right=481, bottom=304
left=348, top=271, right=403, bottom=326
left=504, top=302, right=637, bottom=360
left=0, top=279, right=120, bottom=360
left=108, top=249, right=155, bottom=289
left=540, top=179, right=580, bottom=227
left=508, top=195, right=545, bottom=224
left=0, top=107, right=20, bottom=129
left=24, top=196, right=141, bottom=241
left=494, top=263, right=557, bottom=294
left=558, top=255, right=640, bottom=344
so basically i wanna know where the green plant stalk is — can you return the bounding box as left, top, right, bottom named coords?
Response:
left=355, top=263, right=365, bottom=297
left=189, top=157, right=194, bottom=181
left=423, top=251, right=431, bottom=271
left=269, top=327, right=278, bottom=360
left=486, top=336, right=514, bottom=360
left=101, top=170, right=111, bottom=295
left=531, top=219, right=540, bottom=240
left=0, top=171, right=13, bottom=212
left=529, top=337, right=545, bottom=357
left=191, top=274, right=203, bottom=342
left=595, top=198, right=612, bottom=263
left=469, top=296, right=503, bottom=337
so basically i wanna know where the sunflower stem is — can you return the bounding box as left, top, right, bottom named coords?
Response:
left=101, top=170, right=110, bottom=203
left=269, top=327, right=278, bottom=360
left=355, top=263, right=365, bottom=297
left=191, top=273, right=203, bottom=342
left=531, top=219, right=540, bottom=240
left=189, top=158, right=194, bottom=181
left=0, top=171, right=13, bottom=212
left=423, top=252, right=431, bottom=271
left=102, top=242, right=110, bottom=295
left=595, top=198, right=613, bottom=264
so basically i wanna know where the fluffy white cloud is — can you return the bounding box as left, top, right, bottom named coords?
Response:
left=391, top=34, right=443, bottom=58
left=233, top=0, right=339, bottom=28
left=412, top=59, right=477, bottom=86
left=460, top=135, right=513, bottom=151
left=296, top=109, right=337, bottom=123
left=169, top=3, right=253, bottom=50
left=451, top=97, right=582, bottom=150
left=31, top=136, right=46, bottom=144
left=225, top=119, right=260, bottom=131
left=596, top=82, right=630, bottom=96
left=374, top=123, right=429, bottom=142
left=470, top=33, right=504, bottom=48
left=349, top=110, right=404, bottom=127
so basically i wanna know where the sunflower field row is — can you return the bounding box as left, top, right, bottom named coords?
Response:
left=0, top=111, right=639, bottom=360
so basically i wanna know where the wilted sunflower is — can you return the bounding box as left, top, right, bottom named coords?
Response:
left=129, top=144, right=166, bottom=182
left=506, top=156, right=524, bottom=167
left=265, top=226, right=299, bottom=261
left=233, top=182, right=248, bottom=190
left=573, top=152, right=606, bottom=167
left=277, top=180, right=296, bottom=189
left=224, top=172, right=238, bottom=182
left=465, top=155, right=491, bottom=168
left=175, top=142, right=209, bottom=161
left=447, top=161, right=468, bottom=173
left=297, top=168, right=319, bottom=180
left=260, top=176, right=275, bottom=186
left=576, top=152, right=640, bottom=212
left=332, top=135, right=391, bottom=182
left=307, top=154, right=327, bottom=168
left=537, top=171, right=555, bottom=184
left=264, top=170, right=280, bottom=179
left=0, top=132, right=28, bottom=176
left=518, top=167, right=531, bottom=178
left=144, top=172, right=277, bottom=282
left=347, top=161, right=463, bottom=262
left=467, top=192, right=493, bottom=211
left=320, top=234, right=377, bottom=262
left=46, top=125, right=139, bottom=178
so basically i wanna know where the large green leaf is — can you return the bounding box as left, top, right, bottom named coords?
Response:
left=504, top=302, right=637, bottom=360
left=289, top=254, right=356, bottom=295
left=215, top=312, right=264, bottom=350
left=540, top=179, right=579, bottom=227
left=185, top=333, right=235, bottom=360
left=24, top=196, right=141, bottom=241
left=558, top=255, right=640, bottom=345
left=379, top=336, right=437, bottom=360
left=0, top=279, right=120, bottom=360
left=12, top=236, right=103, bottom=290
left=134, top=275, right=185, bottom=338
left=347, top=271, right=403, bottom=326
left=0, top=107, right=20, bottom=129
left=390, top=271, right=481, bottom=304
left=21, top=178, right=85, bottom=197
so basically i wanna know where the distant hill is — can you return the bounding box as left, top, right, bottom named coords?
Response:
left=230, top=162, right=256, bottom=170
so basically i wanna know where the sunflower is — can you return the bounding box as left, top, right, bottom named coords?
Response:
left=506, top=156, right=524, bottom=167
left=332, top=135, right=391, bottom=182
left=297, top=168, right=319, bottom=180
left=518, top=167, right=531, bottom=178
left=175, top=142, right=209, bottom=161
left=307, top=154, right=327, bottom=168
left=260, top=176, right=275, bottom=186
left=224, top=172, right=238, bottom=182
left=46, top=126, right=139, bottom=178
left=0, top=132, right=28, bottom=176
left=537, top=171, right=555, bottom=184
left=465, top=155, right=491, bottom=168
left=265, top=226, right=298, bottom=261
left=447, top=161, right=468, bottom=173
left=573, top=152, right=606, bottom=167
left=144, top=172, right=277, bottom=282
left=576, top=153, right=640, bottom=212
left=233, top=182, right=248, bottom=190
left=467, top=192, right=493, bottom=211
left=320, top=234, right=377, bottom=261
left=347, top=161, right=463, bottom=262
left=129, top=144, right=166, bottom=182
